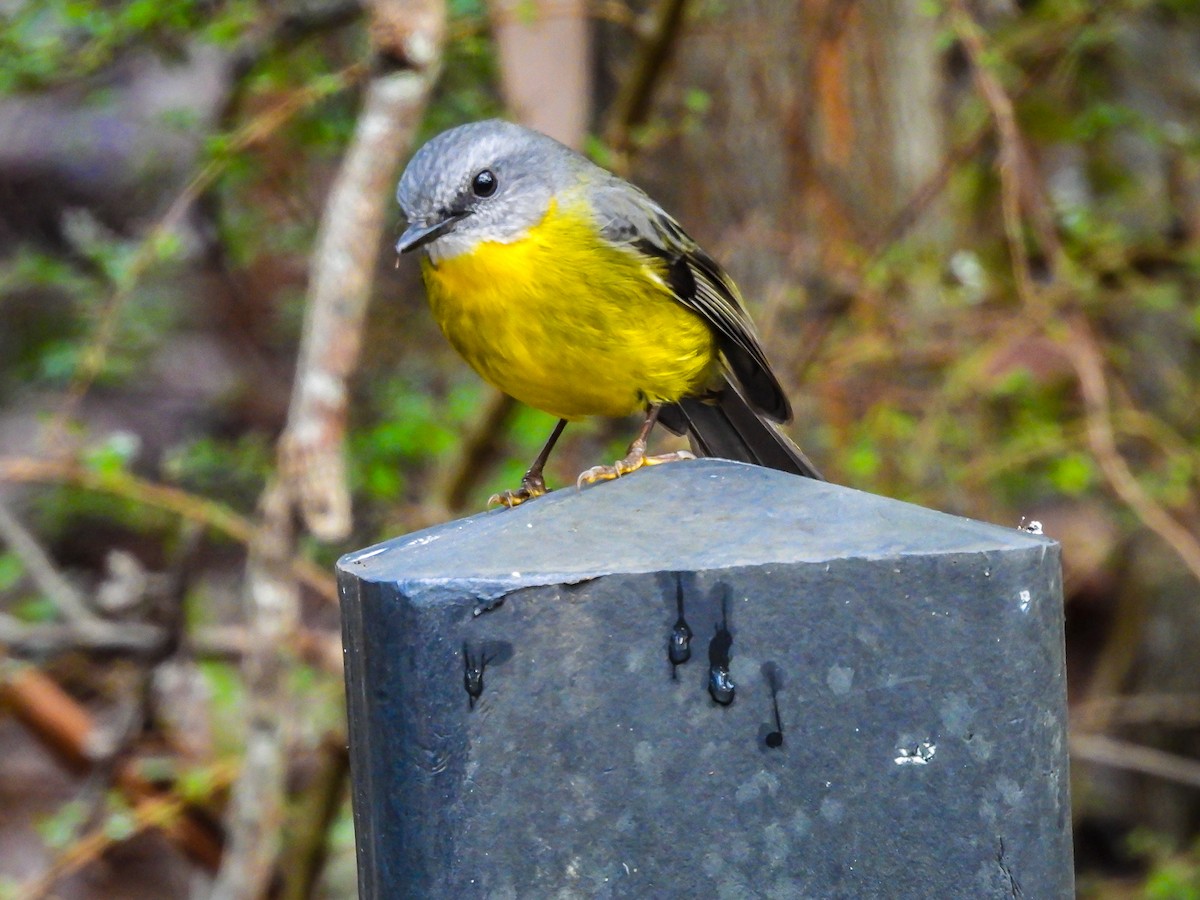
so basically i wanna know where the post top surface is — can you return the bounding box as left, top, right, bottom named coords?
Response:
left=338, top=460, right=1054, bottom=604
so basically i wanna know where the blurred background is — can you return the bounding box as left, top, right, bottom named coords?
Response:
left=0, top=0, right=1198, bottom=896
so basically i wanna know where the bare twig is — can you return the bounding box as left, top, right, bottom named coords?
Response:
left=0, top=498, right=96, bottom=623
left=10, top=759, right=237, bottom=900
left=1073, top=693, right=1200, bottom=729
left=1061, top=319, right=1200, bottom=583
left=0, top=612, right=166, bottom=656
left=951, top=0, right=1200, bottom=586
left=602, top=0, right=692, bottom=162
left=0, top=456, right=336, bottom=603
left=41, top=64, right=368, bottom=452
left=188, top=624, right=343, bottom=674
left=0, top=663, right=226, bottom=870
left=0, top=496, right=340, bottom=665
left=1071, top=733, right=1200, bottom=792
left=0, top=502, right=172, bottom=684
left=1, top=663, right=96, bottom=773
left=209, top=479, right=299, bottom=900
left=280, top=0, right=446, bottom=541
left=949, top=0, right=1040, bottom=298
left=212, top=1, right=448, bottom=894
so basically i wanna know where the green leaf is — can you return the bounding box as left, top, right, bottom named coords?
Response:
left=1146, top=863, right=1200, bottom=900
left=177, top=765, right=217, bottom=803
left=13, top=595, right=58, bottom=624
left=683, top=89, right=712, bottom=115
left=846, top=444, right=881, bottom=480
left=37, top=341, right=82, bottom=383
left=82, top=432, right=141, bottom=475
left=0, top=553, right=25, bottom=593
left=1049, top=453, right=1095, bottom=496
left=36, top=800, right=87, bottom=850
left=103, top=793, right=137, bottom=842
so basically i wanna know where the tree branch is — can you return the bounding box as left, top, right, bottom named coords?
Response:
left=1072, top=733, right=1200, bottom=792
left=279, top=0, right=446, bottom=540
left=0, top=664, right=226, bottom=870
left=950, top=0, right=1200, bottom=586
left=40, top=65, right=367, bottom=453
left=0, top=499, right=95, bottom=623
left=211, top=1, right=447, bottom=894
left=0, top=456, right=337, bottom=603
left=278, top=734, right=351, bottom=900
left=603, top=0, right=692, bottom=161
left=0, top=612, right=166, bottom=656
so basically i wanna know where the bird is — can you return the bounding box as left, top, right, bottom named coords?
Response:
left=395, top=118, right=820, bottom=507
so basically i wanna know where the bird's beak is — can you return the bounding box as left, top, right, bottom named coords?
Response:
left=396, top=210, right=469, bottom=254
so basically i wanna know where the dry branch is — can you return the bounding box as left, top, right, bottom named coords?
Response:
left=0, top=665, right=226, bottom=870
left=1073, top=693, right=1200, bottom=729
left=9, top=758, right=236, bottom=900
left=209, top=480, right=299, bottom=900
left=281, top=0, right=446, bottom=541
left=1072, top=733, right=1200, bottom=792
left=0, top=499, right=171, bottom=654
left=211, top=1, right=448, bottom=895
left=603, top=0, right=692, bottom=163
left=0, top=499, right=95, bottom=623
left=0, top=456, right=337, bottom=603
left=278, top=734, right=351, bottom=900
left=40, top=66, right=367, bottom=453
left=1061, top=319, right=1200, bottom=584
left=0, top=612, right=166, bottom=656
left=950, top=0, right=1200, bottom=587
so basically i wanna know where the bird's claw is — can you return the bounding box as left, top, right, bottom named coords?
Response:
left=488, top=472, right=549, bottom=508
left=576, top=448, right=694, bottom=489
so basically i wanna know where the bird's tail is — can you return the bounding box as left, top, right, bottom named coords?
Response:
left=659, top=383, right=822, bottom=480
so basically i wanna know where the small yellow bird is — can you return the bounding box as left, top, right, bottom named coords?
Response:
left=396, top=119, right=819, bottom=506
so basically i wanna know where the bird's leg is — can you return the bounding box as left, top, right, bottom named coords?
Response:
left=489, top=418, right=568, bottom=508
left=577, top=404, right=695, bottom=488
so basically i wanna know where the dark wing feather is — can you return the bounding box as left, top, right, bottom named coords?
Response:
left=659, top=388, right=822, bottom=480
left=592, top=183, right=792, bottom=423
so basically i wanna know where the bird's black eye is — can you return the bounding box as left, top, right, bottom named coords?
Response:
left=471, top=169, right=497, bottom=198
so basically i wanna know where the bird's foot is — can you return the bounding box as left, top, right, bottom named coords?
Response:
left=489, top=472, right=549, bottom=508
left=576, top=444, right=695, bottom=489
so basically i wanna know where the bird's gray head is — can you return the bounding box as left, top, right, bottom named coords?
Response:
left=396, top=119, right=589, bottom=262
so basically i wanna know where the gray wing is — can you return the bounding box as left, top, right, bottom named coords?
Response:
left=590, top=181, right=791, bottom=423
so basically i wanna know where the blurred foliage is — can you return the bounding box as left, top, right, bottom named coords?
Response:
left=0, top=0, right=1199, bottom=895
left=0, top=0, right=241, bottom=90
left=1136, top=831, right=1200, bottom=900
left=1079, top=831, right=1200, bottom=899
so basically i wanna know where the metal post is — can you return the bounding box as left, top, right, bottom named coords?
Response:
left=338, top=459, right=1072, bottom=898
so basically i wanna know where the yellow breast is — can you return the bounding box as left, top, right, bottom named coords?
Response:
left=420, top=199, right=718, bottom=420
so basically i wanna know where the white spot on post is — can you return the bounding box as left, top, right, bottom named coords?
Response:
left=894, top=741, right=937, bottom=766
